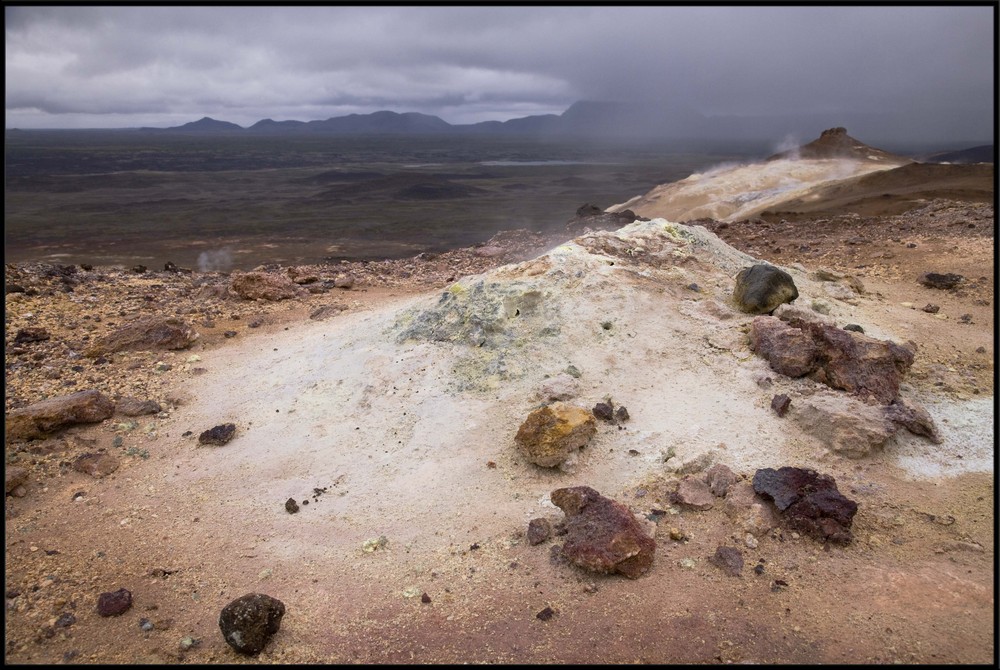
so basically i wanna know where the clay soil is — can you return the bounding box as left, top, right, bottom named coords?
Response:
left=4, top=187, right=995, bottom=663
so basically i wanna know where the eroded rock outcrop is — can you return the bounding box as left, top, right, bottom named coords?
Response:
left=750, top=315, right=915, bottom=404
left=6, top=389, right=115, bottom=440
left=550, top=485, right=655, bottom=579
left=229, top=271, right=306, bottom=301
left=86, top=317, right=199, bottom=357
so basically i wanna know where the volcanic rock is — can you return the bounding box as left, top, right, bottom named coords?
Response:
left=884, top=397, right=942, bottom=443
left=918, top=272, right=964, bottom=290
left=673, top=475, right=715, bottom=510
left=96, top=588, right=133, bottom=617
left=514, top=402, right=596, bottom=467
left=771, top=394, right=792, bottom=417
left=705, top=463, right=737, bottom=497
left=229, top=271, right=305, bottom=301
left=199, top=423, right=237, bottom=446
left=723, top=481, right=781, bottom=535
left=116, top=397, right=162, bottom=417
left=749, top=316, right=817, bottom=377
left=86, top=317, right=199, bottom=357
left=752, top=467, right=858, bottom=544
left=527, top=518, right=552, bottom=545
left=751, top=316, right=915, bottom=404
left=218, top=593, right=286, bottom=655
left=72, top=452, right=121, bottom=478
left=13, top=327, right=50, bottom=344
left=733, top=264, right=799, bottom=314
left=5, top=389, right=115, bottom=440
left=592, top=402, right=614, bottom=422
left=709, top=546, right=744, bottom=576
left=550, top=486, right=655, bottom=579
left=565, top=204, right=645, bottom=233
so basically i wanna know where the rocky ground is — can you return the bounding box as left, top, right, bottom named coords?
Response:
left=4, top=197, right=994, bottom=664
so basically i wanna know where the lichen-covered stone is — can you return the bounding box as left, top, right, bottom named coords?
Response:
left=514, top=402, right=596, bottom=467
left=550, top=486, right=655, bottom=579
left=733, top=264, right=799, bottom=314
left=218, top=593, right=285, bottom=655
left=6, top=389, right=115, bottom=440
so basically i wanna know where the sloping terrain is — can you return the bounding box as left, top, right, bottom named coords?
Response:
left=4, top=213, right=993, bottom=663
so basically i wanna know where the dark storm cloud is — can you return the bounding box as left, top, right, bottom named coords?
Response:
left=4, top=5, right=994, bottom=141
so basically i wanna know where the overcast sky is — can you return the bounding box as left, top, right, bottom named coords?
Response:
left=5, top=5, right=995, bottom=136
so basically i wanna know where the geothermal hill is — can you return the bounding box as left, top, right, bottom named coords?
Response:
left=608, top=128, right=912, bottom=222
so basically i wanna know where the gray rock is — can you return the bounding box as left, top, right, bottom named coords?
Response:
left=705, top=464, right=737, bottom=497
left=218, top=593, right=286, bottom=655
left=733, top=264, right=799, bottom=314
left=117, top=397, right=162, bottom=417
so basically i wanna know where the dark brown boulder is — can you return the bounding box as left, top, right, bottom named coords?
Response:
left=14, top=327, right=50, bottom=344
left=918, top=272, right=963, bottom=290
left=550, top=486, right=655, bottom=579
left=733, top=264, right=798, bottom=314
left=6, top=389, right=115, bottom=440
left=116, top=397, right=162, bottom=417
left=199, top=423, right=236, bottom=446
left=565, top=204, right=645, bottom=233
left=96, top=588, right=133, bottom=617
left=752, top=467, right=858, bottom=544
left=218, top=593, right=286, bottom=655
left=709, top=546, right=744, bottom=576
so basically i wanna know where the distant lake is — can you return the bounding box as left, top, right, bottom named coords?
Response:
left=4, top=131, right=763, bottom=270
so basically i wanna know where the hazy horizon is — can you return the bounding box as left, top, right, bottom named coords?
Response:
left=5, top=6, right=995, bottom=144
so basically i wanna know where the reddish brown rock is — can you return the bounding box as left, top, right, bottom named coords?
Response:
left=797, top=319, right=915, bottom=404
left=749, top=316, right=817, bottom=377
left=709, top=546, right=744, bottom=576
left=752, top=316, right=916, bottom=404
left=72, top=452, right=120, bottom=478
left=5, top=389, right=115, bottom=440
left=752, top=467, right=858, bottom=544
left=229, top=271, right=305, bottom=301
left=527, top=518, right=552, bottom=545
left=515, top=402, right=597, bottom=467
left=771, top=394, right=792, bottom=417
left=96, top=588, right=133, bottom=617
left=550, top=486, right=655, bottom=579
left=673, top=475, right=715, bottom=510
left=86, top=317, right=198, bottom=357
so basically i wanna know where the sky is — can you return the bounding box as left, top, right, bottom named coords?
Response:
left=4, top=5, right=996, bottom=141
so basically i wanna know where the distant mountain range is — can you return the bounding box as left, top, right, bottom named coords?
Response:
left=137, top=100, right=991, bottom=150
